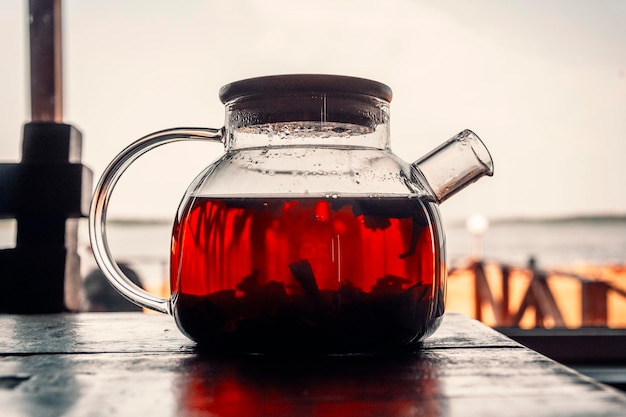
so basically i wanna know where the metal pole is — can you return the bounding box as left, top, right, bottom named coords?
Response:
left=29, top=0, right=63, bottom=122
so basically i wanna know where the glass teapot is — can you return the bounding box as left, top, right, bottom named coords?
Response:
left=89, top=74, right=493, bottom=355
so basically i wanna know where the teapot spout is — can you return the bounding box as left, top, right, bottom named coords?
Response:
left=413, top=130, right=494, bottom=203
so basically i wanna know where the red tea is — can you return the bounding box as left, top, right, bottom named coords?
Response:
left=170, top=196, right=444, bottom=354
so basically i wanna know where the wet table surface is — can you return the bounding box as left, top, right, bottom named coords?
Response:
left=0, top=312, right=625, bottom=417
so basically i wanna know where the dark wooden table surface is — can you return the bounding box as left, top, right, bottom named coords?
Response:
left=0, top=312, right=624, bottom=417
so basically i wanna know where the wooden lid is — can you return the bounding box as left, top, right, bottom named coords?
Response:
left=219, top=74, right=393, bottom=104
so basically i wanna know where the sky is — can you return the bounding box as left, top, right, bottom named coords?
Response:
left=1, top=0, right=625, bottom=223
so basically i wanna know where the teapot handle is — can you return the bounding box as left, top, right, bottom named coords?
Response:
left=88, top=127, right=223, bottom=314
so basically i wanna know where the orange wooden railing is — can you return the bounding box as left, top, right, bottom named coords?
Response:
left=449, top=258, right=626, bottom=328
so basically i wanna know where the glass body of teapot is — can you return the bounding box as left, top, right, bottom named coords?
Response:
left=89, top=75, right=493, bottom=355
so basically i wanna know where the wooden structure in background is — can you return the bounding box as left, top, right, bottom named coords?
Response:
left=454, top=258, right=626, bottom=390
left=465, top=258, right=625, bottom=329
left=0, top=0, right=92, bottom=313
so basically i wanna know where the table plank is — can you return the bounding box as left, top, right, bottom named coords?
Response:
left=0, top=312, right=192, bottom=354
left=1, top=313, right=624, bottom=417
left=0, top=312, right=518, bottom=354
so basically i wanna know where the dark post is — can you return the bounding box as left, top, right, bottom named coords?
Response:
left=472, top=261, right=483, bottom=322
left=0, top=0, right=93, bottom=313
left=472, top=261, right=502, bottom=325
left=581, top=281, right=609, bottom=327
left=500, top=265, right=510, bottom=325
left=509, top=257, right=565, bottom=328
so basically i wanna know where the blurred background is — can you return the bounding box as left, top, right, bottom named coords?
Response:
left=1, top=1, right=625, bottom=326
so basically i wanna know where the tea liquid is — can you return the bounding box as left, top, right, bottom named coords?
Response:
left=171, top=196, right=444, bottom=353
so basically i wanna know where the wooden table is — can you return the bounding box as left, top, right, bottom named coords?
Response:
left=0, top=313, right=624, bottom=416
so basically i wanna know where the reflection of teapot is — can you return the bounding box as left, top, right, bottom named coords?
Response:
left=89, top=74, right=493, bottom=354
left=175, top=356, right=443, bottom=415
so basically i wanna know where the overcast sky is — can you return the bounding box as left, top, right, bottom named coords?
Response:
left=1, top=0, right=625, bottom=222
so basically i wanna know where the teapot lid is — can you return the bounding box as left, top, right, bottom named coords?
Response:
left=219, top=74, right=393, bottom=104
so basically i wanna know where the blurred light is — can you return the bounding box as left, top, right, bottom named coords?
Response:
left=466, top=213, right=489, bottom=235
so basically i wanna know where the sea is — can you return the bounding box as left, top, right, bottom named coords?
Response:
left=1, top=215, right=625, bottom=290
left=445, top=216, right=626, bottom=268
